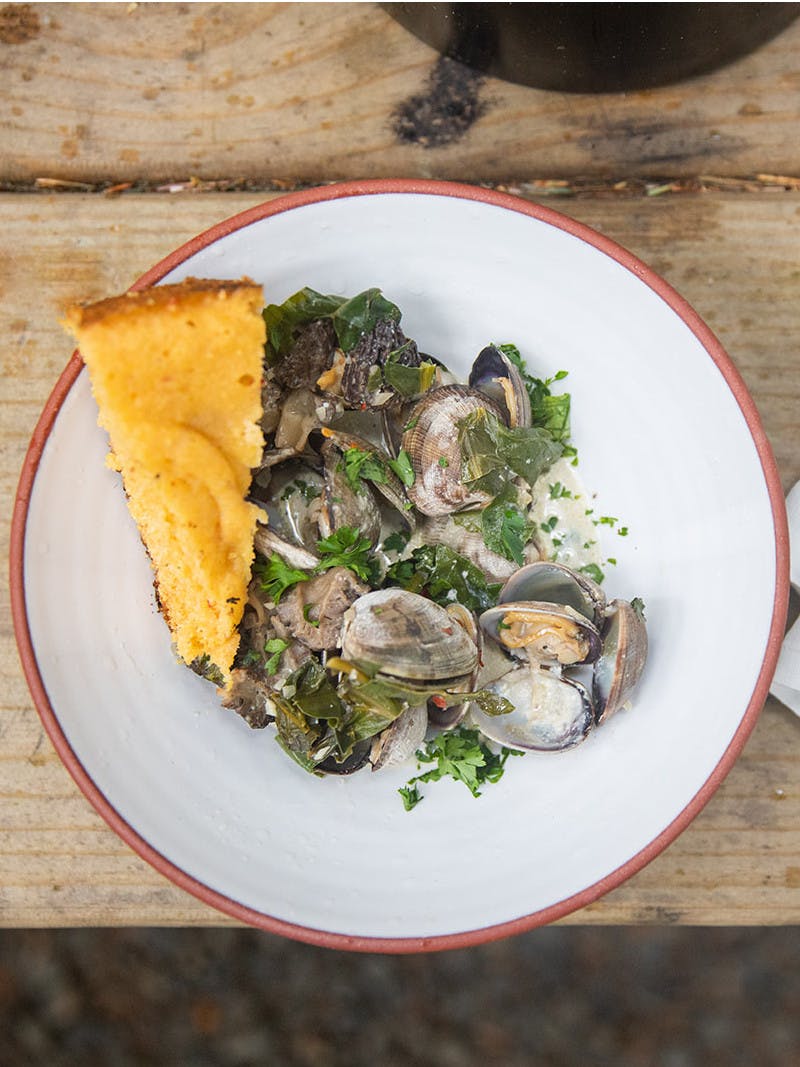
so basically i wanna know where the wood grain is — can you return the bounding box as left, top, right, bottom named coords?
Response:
left=1, top=189, right=798, bottom=927
left=3, top=3, right=800, bottom=185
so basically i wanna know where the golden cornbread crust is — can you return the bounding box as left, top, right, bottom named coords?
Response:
left=62, top=277, right=266, bottom=686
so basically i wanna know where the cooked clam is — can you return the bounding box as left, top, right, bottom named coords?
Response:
left=318, top=438, right=382, bottom=546
left=498, top=560, right=606, bottom=625
left=480, top=600, right=601, bottom=666
left=593, top=599, right=649, bottom=724
left=469, top=344, right=531, bottom=428
left=401, top=385, right=504, bottom=516
left=470, top=664, right=593, bottom=751
left=340, top=588, right=478, bottom=685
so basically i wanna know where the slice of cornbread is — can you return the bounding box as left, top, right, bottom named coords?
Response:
left=63, top=278, right=266, bottom=686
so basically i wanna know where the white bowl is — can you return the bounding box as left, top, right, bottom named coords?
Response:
left=11, top=180, right=789, bottom=951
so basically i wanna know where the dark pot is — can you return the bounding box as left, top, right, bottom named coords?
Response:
left=383, top=2, right=800, bottom=93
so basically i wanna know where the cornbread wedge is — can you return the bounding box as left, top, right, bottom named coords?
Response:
left=63, top=278, right=266, bottom=685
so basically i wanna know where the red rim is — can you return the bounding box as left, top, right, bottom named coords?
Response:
left=10, top=179, right=790, bottom=952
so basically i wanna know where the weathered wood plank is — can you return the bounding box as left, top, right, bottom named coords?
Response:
left=3, top=3, right=800, bottom=184
left=1, top=189, right=798, bottom=928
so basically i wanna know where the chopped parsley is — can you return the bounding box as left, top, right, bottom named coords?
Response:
left=315, top=526, right=379, bottom=583
left=549, top=481, right=573, bottom=500
left=631, top=596, right=647, bottom=620
left=540, top=515, right=559, bottom=533
left=254, top=553, right=311, bottom=604
left=342, top=447, right=387, bottom=492
left=264, top=638, right=290, bottom=674
left=400, top=727, right=523, bottom=806
left=579, top=563, right=605, bottom=584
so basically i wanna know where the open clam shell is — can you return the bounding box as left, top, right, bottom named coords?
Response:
left=468, top=344, right=532, bottom=428
left=480, top=600, right=602, bottom=666
left=340, top=588, right=478, bottom=684
left=498, top=561, right=606, bottom=625
left=471, top=664, right=593, bottom=752
left=593, top=599, right=649, bottom=724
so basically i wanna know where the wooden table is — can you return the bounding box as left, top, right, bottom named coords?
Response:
left=2, top=3, right=799, bottom=929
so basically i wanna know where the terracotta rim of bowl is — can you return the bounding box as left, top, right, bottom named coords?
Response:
left=10, top=179, right=790, bottom=953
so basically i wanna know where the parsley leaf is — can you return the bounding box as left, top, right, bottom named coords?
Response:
left=579, top=563, right=605, bottom=585
left=398, top=783, right=423, bottom=811
left=316, top=526, right=379, bottom=583
left=254, top=553, right=311, bottom=604
left=382, top=529, right=410, bottom=554
left=264, top=637, right=290, bottom=674
left=400, top=727, right=523, bottom=807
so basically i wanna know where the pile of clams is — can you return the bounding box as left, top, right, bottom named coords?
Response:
left=212, top=288, right=648, bottom=780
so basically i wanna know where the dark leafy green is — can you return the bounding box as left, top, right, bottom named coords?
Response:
left=385, top=544, right=501, bottom=614
left=331, top=289, right=402, bottom=352
left=264, top=288, right=346, bottom=363
left=480, top=483, right=535, bottom=566
left=383, top=347, right=437, bottom=397
left=458, top=407, right=563, bottom=494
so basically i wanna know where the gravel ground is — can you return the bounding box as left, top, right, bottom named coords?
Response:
left=0, top=927, right=797, bottom=1066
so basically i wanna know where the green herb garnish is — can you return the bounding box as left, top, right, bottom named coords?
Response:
left=401, top=727, right=522, bottom=805
left=254, top=553, right=311, bottom=604
left=398, top=783, right=423, bottom=811
left=264, top=637, right=290, bottom=674
left=579, top=563, right=605, bottom=584
left=631, top=596, right=647, bottom=620
left=316, top=527, right=379, bottom=583
left=342, top=446, right=388, bottom=492
left=382, top=529, right=410, bottom=554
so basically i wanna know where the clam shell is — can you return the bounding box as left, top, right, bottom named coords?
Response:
left=471, top=664, right=593, bottom=752
left=341, top=588, right=478, bottom=682
left=480, top=600, right=602, bottom=666
left=401, top=385, right=504, bottom=516
left=468, top=345, right=531, bottom=428
left=593, top=599, right=648, bottom=723
left=370, top=704, right=428, bottom=771
left=498, top=561, right=606, bottom=624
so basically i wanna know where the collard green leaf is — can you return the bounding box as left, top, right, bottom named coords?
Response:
left=331, top=289, right=402, bottom=352
left=458, top=408, right=563, bottom=490
left=263, top=288, right=346, bottom=362
left=385, top=544, right=501, bottom=614
left=481, top=483, right=535, bottom=566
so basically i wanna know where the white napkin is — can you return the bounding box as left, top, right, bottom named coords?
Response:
left=769, top=481, right=800, bottom=716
